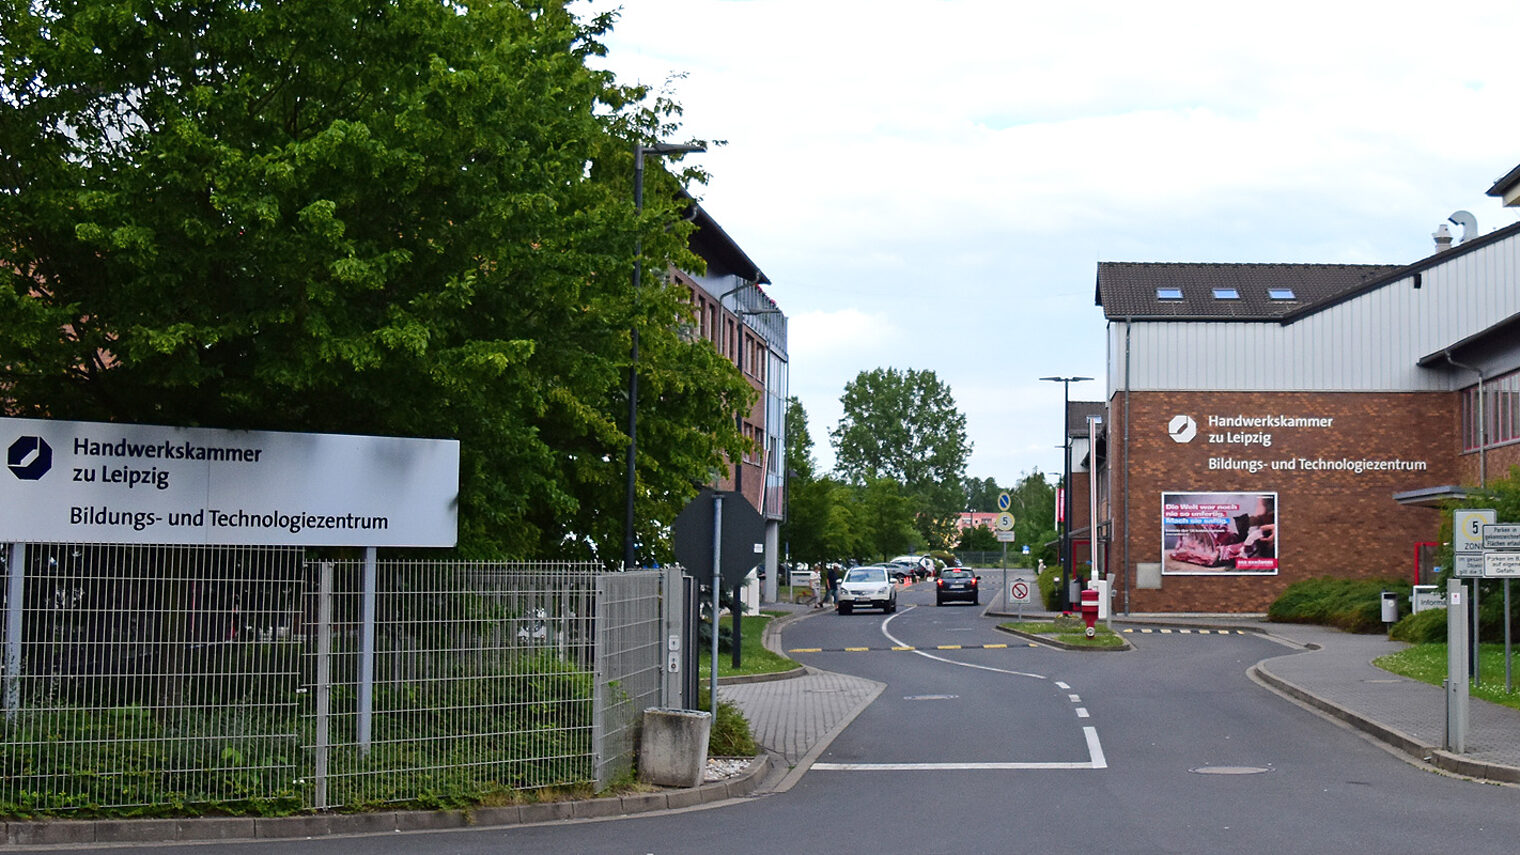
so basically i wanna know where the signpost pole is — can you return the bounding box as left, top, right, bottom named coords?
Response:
left=358, top=546, right=377, bottom=755
left=1447, top=578, right=1469, bottom=753
left=710, top=492, right=723, bottom=716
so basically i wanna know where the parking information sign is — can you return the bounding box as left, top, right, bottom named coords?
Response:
left=1482, top=524, right=1520, bottom=551
left=0, top=416, right=460, bottom=547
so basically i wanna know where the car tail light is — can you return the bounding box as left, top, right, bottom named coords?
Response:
left=970, top=577, right=978, bottom=586
left=936, top=579, right=944, bottom=589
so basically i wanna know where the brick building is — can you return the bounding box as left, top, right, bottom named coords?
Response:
left=674, top=202, right=789, bottom=599
left=1087, top=163, right=1520, bottom=613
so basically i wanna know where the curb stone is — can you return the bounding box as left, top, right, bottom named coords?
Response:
left=0, top=753, right=771, bottom=847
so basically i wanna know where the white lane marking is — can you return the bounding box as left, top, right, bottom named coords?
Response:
left=1068, top=694, right=1081, bottom=703
left=1085, top=726, right=1108, bottom=768
left=880, top=609, right=1045, bottom=680
left=815, top=728, right=1109, bottom=772
left=1076, top=708, right=1090, bottom=718
left=1055, top=681, right=1070, bottom=690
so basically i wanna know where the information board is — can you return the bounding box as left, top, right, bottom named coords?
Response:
left=1, top=417, right=459, bottom=546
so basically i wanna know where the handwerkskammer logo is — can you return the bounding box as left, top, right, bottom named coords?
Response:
left=1167, top=415, right=1197, bottom=444
left=7, top=436, right=53, bottom=480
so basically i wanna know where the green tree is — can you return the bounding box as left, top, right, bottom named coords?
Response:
left=853, top=477, right=918, bottom=560
left=956, top=523, right=1000, bottom=552
left=963, top=476, right=1004, bottom=512
left=0, top=1, right=749, bottom=559
left=830, top=367, right=969, bottom=546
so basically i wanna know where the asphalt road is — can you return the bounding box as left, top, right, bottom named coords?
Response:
left=36, top=578, right=1520, bottom=854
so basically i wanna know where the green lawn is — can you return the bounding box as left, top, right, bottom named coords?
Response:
left=698, top=612, right=799, bottom=678
left=1375, top=643, right=1520, bottom=711
left=999, top=619, right=1127, bottom=649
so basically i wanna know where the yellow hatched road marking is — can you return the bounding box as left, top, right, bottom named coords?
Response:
left=790, top=647, right=822, bottom=653
left=936, top=645, right=962, bottom=650
left=892, top=646, right=916, bottom=651
left=984, top=643, right=1008, bottom=648
left=845, top=646, right=870, bottom=651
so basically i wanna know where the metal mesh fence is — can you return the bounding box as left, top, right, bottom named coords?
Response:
left=0, top=543, right=305, bottom=813
left=0, top=547, right=669, bottom=814
left=591, top=570, right=665, bottom=788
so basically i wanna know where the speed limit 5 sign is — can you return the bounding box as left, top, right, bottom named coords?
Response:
left=1454, top=509, right=1496, bottom=553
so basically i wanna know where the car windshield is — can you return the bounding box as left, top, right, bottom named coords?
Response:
left=846, top=567, right=887, bottom=583
left=943, top=570, right=973, bottom=578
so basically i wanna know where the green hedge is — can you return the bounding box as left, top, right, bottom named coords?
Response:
left=1267, top=577, right=1408, bottom=634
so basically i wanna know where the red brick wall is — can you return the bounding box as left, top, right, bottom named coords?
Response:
left=1109, top=390, right=1458, bottom=612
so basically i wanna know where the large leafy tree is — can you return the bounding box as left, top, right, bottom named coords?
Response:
left=830, top=367, right=969, bottom=545
left=0, top=1, right=749, bottom=559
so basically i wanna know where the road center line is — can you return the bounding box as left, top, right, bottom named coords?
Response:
left=880, top=609, right=1045, bottom=680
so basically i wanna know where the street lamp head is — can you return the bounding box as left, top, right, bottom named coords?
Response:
left=1039, top=376, right=1092, bottom=383
left=639, top=142, right=707, bottom=157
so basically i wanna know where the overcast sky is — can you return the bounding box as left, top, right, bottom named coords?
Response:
left=588, top=0, right=1520, bottom=492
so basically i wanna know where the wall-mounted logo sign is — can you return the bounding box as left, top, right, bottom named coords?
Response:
left=1167, top=415, right=1197, bottom=443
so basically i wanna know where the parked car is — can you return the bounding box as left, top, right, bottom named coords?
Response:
left=882, top=560, right=916, bottom=582
left=836, top=565, right=898, bottom=614
left=936, top=567, right=981, bottom=606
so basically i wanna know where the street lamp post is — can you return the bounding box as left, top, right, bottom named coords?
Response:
left=1040, top=375, right=1091, bottom=610
left=625, top=142, right=705, bottom=570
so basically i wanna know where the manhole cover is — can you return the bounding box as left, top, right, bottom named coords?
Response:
left=1191, top=765, right=1272, bottom=775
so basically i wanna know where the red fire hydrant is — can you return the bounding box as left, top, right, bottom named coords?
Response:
left=1079, top=587, right=1100, bottom=638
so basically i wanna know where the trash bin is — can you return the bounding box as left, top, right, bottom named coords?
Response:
left=638, top=707, right=712, bottom=787
left=1381, top=591, right=1399, bottom=624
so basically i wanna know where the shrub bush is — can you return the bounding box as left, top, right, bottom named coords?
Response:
left=1267, top=577, right=1408, bottom=634
left=1390, top=607, right=1448, bottom=644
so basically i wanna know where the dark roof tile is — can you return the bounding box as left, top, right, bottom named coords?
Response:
left=1094, top=262, right=1400, bottom=321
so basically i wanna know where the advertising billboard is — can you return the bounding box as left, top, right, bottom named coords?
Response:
left=0, top=417, right=459, bottom=547
left=1162, top=491, right=1278, bottom=575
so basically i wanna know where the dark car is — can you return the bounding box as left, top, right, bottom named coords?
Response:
left=935, top=567, right=980, bottom=606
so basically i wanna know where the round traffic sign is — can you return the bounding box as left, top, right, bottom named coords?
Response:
left=1009, top=580, right=1033, bottom=604
left=997, top=492, right=1012, bottom=512
left=995, top=512, right=1015, bottom=531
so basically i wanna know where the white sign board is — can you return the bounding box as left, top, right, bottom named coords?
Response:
left=1411, top=586, right=1445, bottom=614
left=1484, top=552, right=1520, bottom=578
left=1454, top=509, right=1497, bottom=553
left=1453, top=553, right=1485, bottom=577
left=0, top=417, right=459, bottom=547
left=1482, top=524, right=1520, bottom=551
left=1008, top=580, right=1034, bottom=605
left=996, top=530, right=1017, bottom=543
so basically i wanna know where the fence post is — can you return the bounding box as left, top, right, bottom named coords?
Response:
left=591, top=573, right=608, bottom=789
left=661, top=566, right=683, bottom=708
left=4, top=543, right=23, bottom=723
left=358, top=547, right=376, bottom=755
left=314, top=560, right=333, bottom=810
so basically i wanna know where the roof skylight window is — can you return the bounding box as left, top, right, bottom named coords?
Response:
left=1212, top=288, right=1240, bottom=300
left=1268, top=288, right=1296, bottom=300
left=1156, top=288, right=1183, bottom=300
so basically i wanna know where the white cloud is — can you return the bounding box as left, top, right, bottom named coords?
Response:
left=591, top=0, right=1520, bottom=487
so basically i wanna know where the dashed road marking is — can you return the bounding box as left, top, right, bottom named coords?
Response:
left=788, top=642, right=1039, bottom=653
left=813, top=726, right=1108, bottom=772
left=1121, top=628, right=1249, bottom=635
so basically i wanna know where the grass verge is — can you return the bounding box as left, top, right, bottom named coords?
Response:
left=999, top=620, right=1127, bottom=649
left=699, top=612, right=799, bottom=679
left=1374, top=643, right=1520, bottom=711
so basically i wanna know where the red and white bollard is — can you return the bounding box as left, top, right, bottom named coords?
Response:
left=1080, top=587, right=1100, bottom=638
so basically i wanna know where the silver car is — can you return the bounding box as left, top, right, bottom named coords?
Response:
left=836, top=565, right=898, bottom=614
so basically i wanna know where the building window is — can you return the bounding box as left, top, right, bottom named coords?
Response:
left=1156, top=288, right=1183, bottom=300
left=1267, top=288, right=1296, bottom=300
left=1462, top=368, right=1520, bottom=452
left=1212, top=288, right=1239, bottom=300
